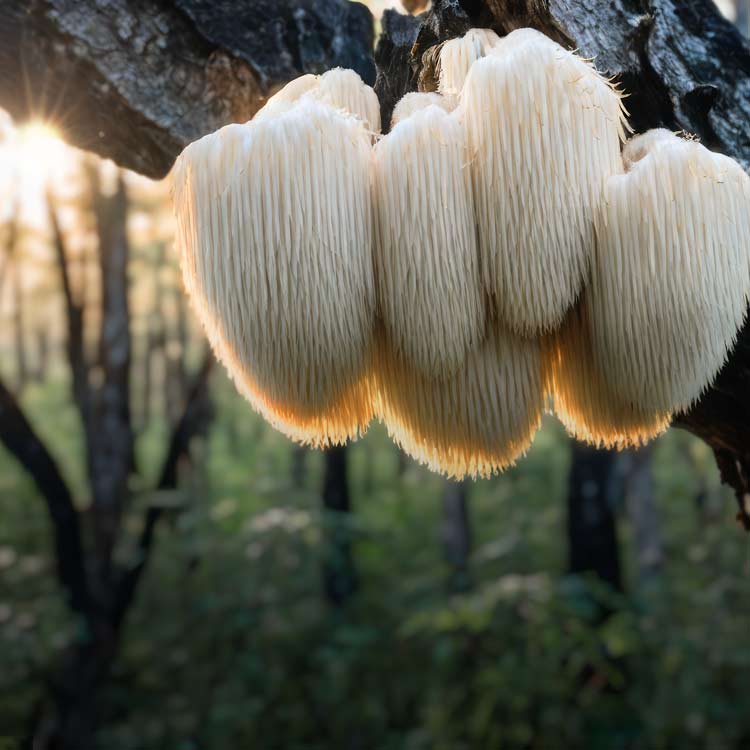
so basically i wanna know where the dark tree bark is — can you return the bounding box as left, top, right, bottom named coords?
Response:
left=322, top=445, right=358, bottom=605
left=88, top=167, right=135, bottom=581
left=1, top=0, right=375, bottom=177
left=567, top=442, right=622, bottom=592
left=0, top=379, right=91, bottom=616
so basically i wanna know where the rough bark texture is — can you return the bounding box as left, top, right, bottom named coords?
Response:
left=3, top=0, right=750, bottom=521
left=1, top=0, right=375, bottom=177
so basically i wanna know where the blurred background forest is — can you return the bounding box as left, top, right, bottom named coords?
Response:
left=1, top=1, right=750, bottom=748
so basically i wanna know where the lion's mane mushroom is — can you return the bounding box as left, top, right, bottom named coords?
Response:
left=390, top=92, right=454, bottom=128
left=438, top=28, right=502, bottom=97
left=543, top=302, right=671, bottom=448
left=458, top=28, right=627, bottom=336
left=173, top=98, right=376, bottom=446
left=374, top=323, right=544, bottom=479
left=256, top=69, right=380, bottom=134
left=589, top=129, right=750, bottom=415
left=373, top=101, right=485, bottom=376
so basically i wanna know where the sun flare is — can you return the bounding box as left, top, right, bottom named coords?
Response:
left=15, top=121, right=67, bottom=184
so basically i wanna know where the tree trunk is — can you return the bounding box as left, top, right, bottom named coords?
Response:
left=321, top=445, right=358, bottom=605
left=291, top=444, right=308, bottom=488
left=567, top=442, right=622, bottom=592
left=441, top=478, right=472, bottom=590
left=11, top=254, right=27, bottom=391
left=622, top=445, right=663, bottom=585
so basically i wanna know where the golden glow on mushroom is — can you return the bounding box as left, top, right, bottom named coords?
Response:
left=374, top=323, right=544, bottom=479
left=543, top=302, right=671, bottom=449
left=459, top=28, right=628, bottom=335
left=589, top=129, right=750, bottom=414
left=173, top=100, right=375, bottom=445
left=373, top=104, right=485, bottom=377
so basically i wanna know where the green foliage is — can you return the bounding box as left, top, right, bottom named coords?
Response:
left=1, top=375, right=750, bottom=748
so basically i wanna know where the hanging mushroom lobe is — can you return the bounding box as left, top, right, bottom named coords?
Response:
left=438, top=28, right=502, bottom=97
left=589, top=129, right=750, bottom=415
left=373, top=100, right=485, bottom=378
left=543, top=301, right=671, bottom=449
left=374, top=322, right=544, bottom=479
left=173, top=32, right=750, bottom=472
left=457, top=27, right=628, bottom=336
left=173, top=99, right=376, bottom=446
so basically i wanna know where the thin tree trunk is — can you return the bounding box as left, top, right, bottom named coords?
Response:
left=567, top=442, right=622, bottom=592
left=33, top=325, right=50, bottom=383
left=441, top=478, right=472, bottom=591
left=321, top=445, right=357, bottom=605
left=87, top=168, right=133, bottom=584
left=622, top=445, right=663, bottom=585
left=291, top=444, right=308, bottom=488
left=11, top=255, right=27, bottom=391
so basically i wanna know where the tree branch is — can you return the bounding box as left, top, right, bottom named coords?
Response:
left=1, top=0, right=375, bottom=177
left=112, top=351, right=214, bottom=628
left=0, top=378, right=90, bottom=615
left=48, top=188, right=90, bottom=422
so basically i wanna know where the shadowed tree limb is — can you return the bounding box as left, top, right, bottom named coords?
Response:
left=0, top=378, right=91, bottom=617
left=112, top=351, right=214, bottom=628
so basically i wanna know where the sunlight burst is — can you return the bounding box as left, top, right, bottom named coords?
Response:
left=16, top=121, right=66, bottom=184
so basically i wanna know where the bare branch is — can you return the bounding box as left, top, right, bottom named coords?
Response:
left=112, top=351, right=214, bottom=628
left=0, top=377, right=90, bottom=616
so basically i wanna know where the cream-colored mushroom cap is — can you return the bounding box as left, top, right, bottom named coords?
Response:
left=459, top=27, right=627, bottom=335
left=373, top=104, right=486, bottom=377
left=438, top=28, right=501, bottom=96
left=589, top=129, right=750, bottom=414
left=543, top=302, right=670, bottom=449
left=374, top=322, right=544, bottom=479
left=173, top=99, right=376, bottom=445
left=390, top=91, right=455, bottom=128
left=254, top=69, right=381, bottom=134
left=309, top=68, right=381, bottom=134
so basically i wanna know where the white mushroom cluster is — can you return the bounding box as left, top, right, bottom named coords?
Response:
left=173, top=28, right=750, bottom=477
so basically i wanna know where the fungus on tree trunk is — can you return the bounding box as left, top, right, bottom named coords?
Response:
left=374, top=323, right=544, bottom=479
left=173, top=98, right=375, bottom=446
left=458, top=28, right=627, bottom=335
left=373, top=101, right=485, bottom=377
left=590, top=129, right=750, bottom=414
